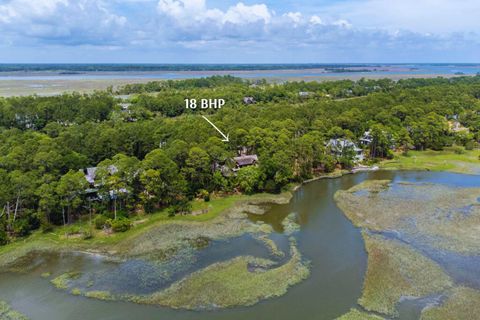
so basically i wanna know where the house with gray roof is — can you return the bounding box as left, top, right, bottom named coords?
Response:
left=327, top=138, right=364, bottom=162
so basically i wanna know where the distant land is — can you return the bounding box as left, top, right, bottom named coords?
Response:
left=0, top=63, right=405, bottom=72
left=1, top=63, right=480, bottom=76
left=1, top=63, right=480, bottom=96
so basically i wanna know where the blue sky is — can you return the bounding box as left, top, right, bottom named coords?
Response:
left=0, top=0, right=479, bottom=63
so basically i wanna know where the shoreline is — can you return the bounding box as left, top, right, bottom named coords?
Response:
left=1, top=167, right=479, bottom=317
left=1, top=148, right=477, bottom=263
left=0, top=191, right=292, bottom=268
left=0, top=73, right=475, bottom=97
left=3, top=149, right=477, bottom=264
left=0, top=188, right=308, bottom=311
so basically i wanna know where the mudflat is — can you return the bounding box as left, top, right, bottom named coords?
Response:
left=0, top=72, right=470, bottom=97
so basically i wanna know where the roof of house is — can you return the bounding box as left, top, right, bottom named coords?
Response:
left=328, top=138, right=354, bottom=147
left=449, top=121, right=469, bottom=133
left=85, top=167, right=97, bottom=184
left=234, top=155, right=258, bottom=167
left=327, top=139, right=362, bottom=152
left=360, top=131, right=373, bottom=143
left=83, top=165, right=118, bottom=184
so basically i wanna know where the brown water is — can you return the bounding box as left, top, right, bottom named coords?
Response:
left=1, top=171, right=478, bottom=320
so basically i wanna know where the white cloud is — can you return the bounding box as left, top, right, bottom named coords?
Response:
left=157, top=0, right=207, bottom=21
left=157, top=0, right=271, bottom=27
left=309, top=15, right=323, bottom=25
left=319, top=0, right=480, bottom=34
left=222, top=3, right=271, bottom=24
left=332, top=19, right=351, bottom=29
left=0, top=0, right=127, bottom=44
left=154, top=0, right=362, bottom=43
left=284, top=12, right=302, bottom=26
left=0, top=0, right=479, bottom=62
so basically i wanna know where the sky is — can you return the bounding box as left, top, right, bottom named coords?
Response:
left=0, top=0, right=479, bottom=63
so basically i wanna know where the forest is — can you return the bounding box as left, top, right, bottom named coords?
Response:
left=1, top=75, right=479, bottom=244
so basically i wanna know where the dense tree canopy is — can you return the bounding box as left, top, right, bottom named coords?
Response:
left=0, top=75, right=479, bottom=243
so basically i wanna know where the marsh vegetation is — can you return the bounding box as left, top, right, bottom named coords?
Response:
left=2, top=190, right=312, bottom=311
left=0, top=75, right=479, bottom=319
left=0, top=301, right=28, bottom=320
left=1, top=76, right=480, bottom=247
left=130, top=239, right=309, bottom=309
left=335, top=179, right=480, bottom=318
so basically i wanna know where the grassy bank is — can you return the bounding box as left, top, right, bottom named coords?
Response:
left=42, top=197, right=309, bottom=310
left=380, top=149, right=480, bottom=174
left=0, top=191, right=292, bottom=268
left=5, top=148, right=476, bottom=262
left=1, top=189, right=308, bottom=309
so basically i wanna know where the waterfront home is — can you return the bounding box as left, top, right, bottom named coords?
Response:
left=84, top=167, right=98, bottom=185
left=82, top=165, right=118, bottom=187
left=327, top=138, right=364, bottom=162
left=233, top=154, right=258, bottom=170
left=81, top=167, right=102, bottom=199
left=215, top=154, right=259, bottom=176
left=81, top=165, right=131, bottom=200
left=449, top=120, right=469, bottom=133
left=360, top=130, right=373, bottom=146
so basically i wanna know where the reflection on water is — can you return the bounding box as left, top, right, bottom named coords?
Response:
left=7, top=234, right=282, bottom=296
left=0, top=171, right=478, bottom=320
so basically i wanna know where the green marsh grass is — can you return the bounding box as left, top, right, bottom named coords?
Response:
left=380, top=149, right=480, bottom=174
left=359, top=233, right=452, bottom=316
left=421, top=287, right=480, bottom=320
left=0, top=192, right=291, bottom=267
left=130, top=239, right=309, bottom=309
left=0, top=301, right=29, bottom=320
left=336, top=309, right=384, bottom=320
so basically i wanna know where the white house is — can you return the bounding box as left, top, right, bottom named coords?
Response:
left=360, top=130, right=373, bottom=146
left=327, top=139, right=364, bottom=162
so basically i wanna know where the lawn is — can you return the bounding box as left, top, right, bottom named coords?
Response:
left=380, top=149, right=480, bottom=174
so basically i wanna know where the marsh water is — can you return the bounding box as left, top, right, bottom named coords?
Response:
left=1, top=171, right=479, bottom=320
left=1, top=64, right=480, bottom=81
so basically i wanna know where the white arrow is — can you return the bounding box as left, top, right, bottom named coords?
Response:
left=202, top=116, right=229, bottom=142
